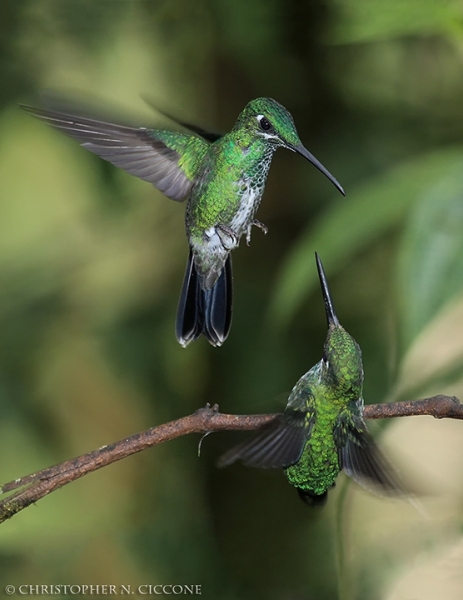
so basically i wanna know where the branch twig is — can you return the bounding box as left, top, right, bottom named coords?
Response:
left=0, top=394, right=461, bottom=523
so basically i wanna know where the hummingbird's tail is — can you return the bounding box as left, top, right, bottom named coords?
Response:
left=297, top=489, right=328, bottom=507
left=176, top=250, right=233, bottom=347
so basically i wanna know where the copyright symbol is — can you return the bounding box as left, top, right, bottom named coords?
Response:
left=5, top=585, right=15, bottom=595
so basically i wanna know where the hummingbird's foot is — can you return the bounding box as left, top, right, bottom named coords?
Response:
left=246, top=220, right=268, bottom=246
left=216, top=224, right=238, bottom=250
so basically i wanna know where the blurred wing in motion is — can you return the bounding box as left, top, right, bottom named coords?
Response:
left=337, top=415, right=406, bottom=497
left=218, top=411, right=309, bottom=469
left=21, top=105, right=208, bottom=202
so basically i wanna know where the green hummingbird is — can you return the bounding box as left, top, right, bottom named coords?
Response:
left=21, top=99, right=344, bottom=347
left=220, top=254, right=403, bottom=506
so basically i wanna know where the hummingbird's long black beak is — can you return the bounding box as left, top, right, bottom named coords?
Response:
left=293, top=145, right=345, bottom=197
left=315, top=253, right=339, bottom=327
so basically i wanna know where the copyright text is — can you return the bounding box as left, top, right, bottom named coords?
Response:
left=4, top=585, right=202, bottom=596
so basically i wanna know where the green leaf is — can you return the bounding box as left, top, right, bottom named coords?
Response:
left=392, top=293, right=463, bottom=401
left=268, top=148, right=463, bottom=332
left=398, top=165, right=463, bottom=349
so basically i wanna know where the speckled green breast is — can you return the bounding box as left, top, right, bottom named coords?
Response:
left=284, top=402, right=342, bottom=496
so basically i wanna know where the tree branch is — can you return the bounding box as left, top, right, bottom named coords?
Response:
left=364, top=395, right=463, bottom=419
left=0, top=394, right=461, bottom=523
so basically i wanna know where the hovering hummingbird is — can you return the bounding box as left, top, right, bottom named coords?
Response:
left=220, top=254, right=403, bottom=506
left=21, top=99, right=344, bottom=347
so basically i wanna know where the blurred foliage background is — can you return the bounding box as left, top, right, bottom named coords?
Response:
left=1, top=1, right=463, bottom=599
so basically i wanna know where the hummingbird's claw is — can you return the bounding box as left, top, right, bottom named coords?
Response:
left=246, top=219, right=268, bottom=246
left=216, top=224, right=238, bottom=250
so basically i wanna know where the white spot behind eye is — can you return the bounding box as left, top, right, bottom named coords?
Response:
left=256, top=114, right=281, bottom=142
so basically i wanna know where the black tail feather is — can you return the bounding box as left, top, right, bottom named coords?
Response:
left=176, top=251, right=233, bottom=347
left=203, top=255, right=232, bottom=345
left=176, top=251, right=202, bottom=345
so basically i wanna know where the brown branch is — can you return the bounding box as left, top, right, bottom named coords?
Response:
left=364, top=394, right=463, bottom=419
left=0, top=395, right=461, bottom=524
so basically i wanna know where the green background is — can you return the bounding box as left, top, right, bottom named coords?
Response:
left=1, top=1, right=463, bottom=599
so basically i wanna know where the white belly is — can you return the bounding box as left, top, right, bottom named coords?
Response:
left=190, top=188, right=261, bottom=289
left=229, top=188, right=259, bottom=238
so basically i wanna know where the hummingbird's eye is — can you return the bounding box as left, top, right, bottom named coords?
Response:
left=259, top=117, right=272, bottom=132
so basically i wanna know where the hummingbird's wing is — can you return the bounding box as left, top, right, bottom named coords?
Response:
left=140, top=96, right=223, bottom=142
left=174, top=122, right=222, bottom=143
left=336, top=415, right=405, bottom=496
left=218, top=410, right=310, bottom=469
left=21, top=105, right=209, bottom=202
left=154, top=110, right=222, bottom=142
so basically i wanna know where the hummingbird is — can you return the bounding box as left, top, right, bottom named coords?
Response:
left=21, top=99, right=344, bottom=347
left=220, top=254, right=403, bottom=506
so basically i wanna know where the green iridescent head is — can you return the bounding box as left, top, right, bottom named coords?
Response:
left=234, top=98, right=345, bottom=195
left=233, top=98, right=301, bottom=147
left=316, top=253, right=363, bottom=393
